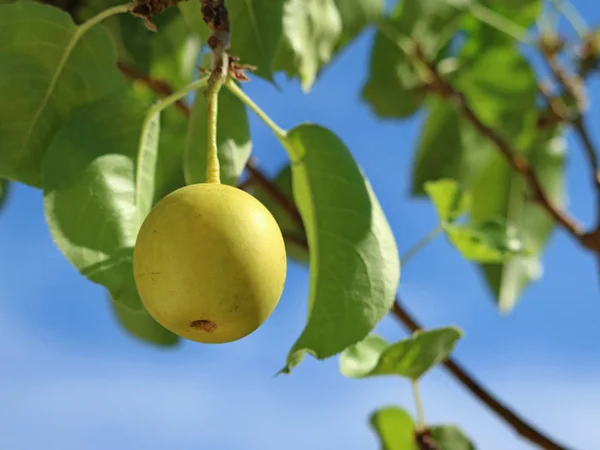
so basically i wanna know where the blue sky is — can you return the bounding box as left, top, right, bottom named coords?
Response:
left=2, top=1, right=600, bottom=449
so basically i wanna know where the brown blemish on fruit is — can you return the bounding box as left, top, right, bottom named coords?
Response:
left=190, top=320, right=217, bottom=332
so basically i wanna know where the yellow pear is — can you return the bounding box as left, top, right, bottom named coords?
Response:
left=133, top=183, right=287, bottom=343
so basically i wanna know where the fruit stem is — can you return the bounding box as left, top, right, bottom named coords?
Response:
left=204, top=61, right=228, bottom=185
left=412, top=380, right=426, bottom=430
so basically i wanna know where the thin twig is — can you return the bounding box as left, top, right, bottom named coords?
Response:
left=391, top=300, right=573, bottom=450
left=114, top=61, right=571, bottom=450
left=574, top=117, right=600, bottom=222
left=410, top=43, right=589, bottom=252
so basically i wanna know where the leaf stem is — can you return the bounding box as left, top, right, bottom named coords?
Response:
left=412, top=381, right=426, bottom=429
left=225, top=79, right=288, bottom=141
left=468, top=3, right=531, bottom=44
left=549, top=0, right=589, bottom=38
left=401, top=225, right=443, bottom=266
left=78, top=3, right=132, bottom=33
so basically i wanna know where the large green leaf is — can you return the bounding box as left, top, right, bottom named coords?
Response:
left=370, top=407, right=417, bottom=450
left=252, top=164, right=309, bottom=265
left=340, top=327, right=462, bottom=381
left=112, top=298, right=178, bottom=346
left=362, top=0, right=468, bottom=118
left=184, top=87, right=251, bottom=186
left=275, top=0, right=342, bottom=92
left=228, top=0, right=285, bottom=81
left=42, top=91, right=148, bottom=310
left=0, top=0, right=123, bottom=186
left=279, top=125, right=399, bottom=373
left=153, top=120, right=188, bottom=203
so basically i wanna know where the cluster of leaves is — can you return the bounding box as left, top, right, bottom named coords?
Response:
left=0, top=0, right=582, bottom=448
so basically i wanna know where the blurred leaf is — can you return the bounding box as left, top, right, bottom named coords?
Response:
left=474, top=132, right=565, bottom=312
left=252, top=164, right=309, bottom=265
left=363, top=0, right=468, bottom=118
left=423, top=179, right=470, bottom=223
left=334, top=0, right=384, bottom=50
left=0, top=179, right=9, bottom=212
left=446, top=220, right=524, bottom=262
left=424, top=179, right=525, bottom=263
left=112, top=298, right=178, bottom=346
left=228, top=0, right=285, bottom=82
left=43, top=91, right=147, bottom=310
left=456, top=46, right=563, bottom=311
left=275, top=0, right=342, bottom=91
left=115, top=12, right=201, bottom=90
left=178, top=0, right=210, bottom=42
left=153, top=120, right=188, bottom=203
left=279, top=125, right=400, bottom=373
left=411, top=101, right=467, bottom=195
left=370, top=407, right=417, bottom=450
left=0, top=0, right=123, bottom=186
left=430, top=425, right=476, bottom=450
left=460, top=0, right=542, bottom=59
left=340, top=327, right=462, bottom=381
left=184, top=86, right=251, bottom=186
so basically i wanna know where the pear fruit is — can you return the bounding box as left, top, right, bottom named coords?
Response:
left=133, top=183, right=287, bottom=343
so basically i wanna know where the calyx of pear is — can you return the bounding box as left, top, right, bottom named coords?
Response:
left=133, top=182, right=287, bottom=343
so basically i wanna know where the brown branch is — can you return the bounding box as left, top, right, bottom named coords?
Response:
left=540, top=50, right=600, bottom=227
left=115, top=60, right=571, bottom=450
left=411, top=44, right=590, bottom=253
left=245, top=158, right=304, bottom=226
left=391, top=300, right=573, bottom=450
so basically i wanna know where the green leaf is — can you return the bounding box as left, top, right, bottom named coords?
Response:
left=279, top=125, right=400, bottom=373
left=228, top=0, right=285, bottom=82
left=334, top=0, right=384, bottom=50
left=340, top=327, right=462, bottom=381
left=184, top=87, right=251, bottom=186
left=411, top=101, right=467, bottom=195
left=363, top=0, right=467, bottom=118
left=43, top=91, right=147, bottom=310
left=178, top=0, right=210, bottom=42
left=0, top=0, right=123, bottom=186
left=112, top=298, right=179, bottom=346
left=276, top=0, right=342, bottom=91
left=370, top=407, right=417, bottom=450
left=445, top=221, right=524, bottom=263
left=115, top=12, right=201, bottom=90
left=423, top=179, right=470, bottom=223
left=153, top=120, right=188, bottom=203
left=430, top=425, right=476, bottom=450
left=251, top=164, right=309, bottom=265
left=424, top=179, right=525, bottom=263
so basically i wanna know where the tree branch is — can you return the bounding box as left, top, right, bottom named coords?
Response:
left=391, top=300, right=572, bottom=450
left=116, top=60, right=572, bottom=450
left=410, top=43, right=592, bottom=254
